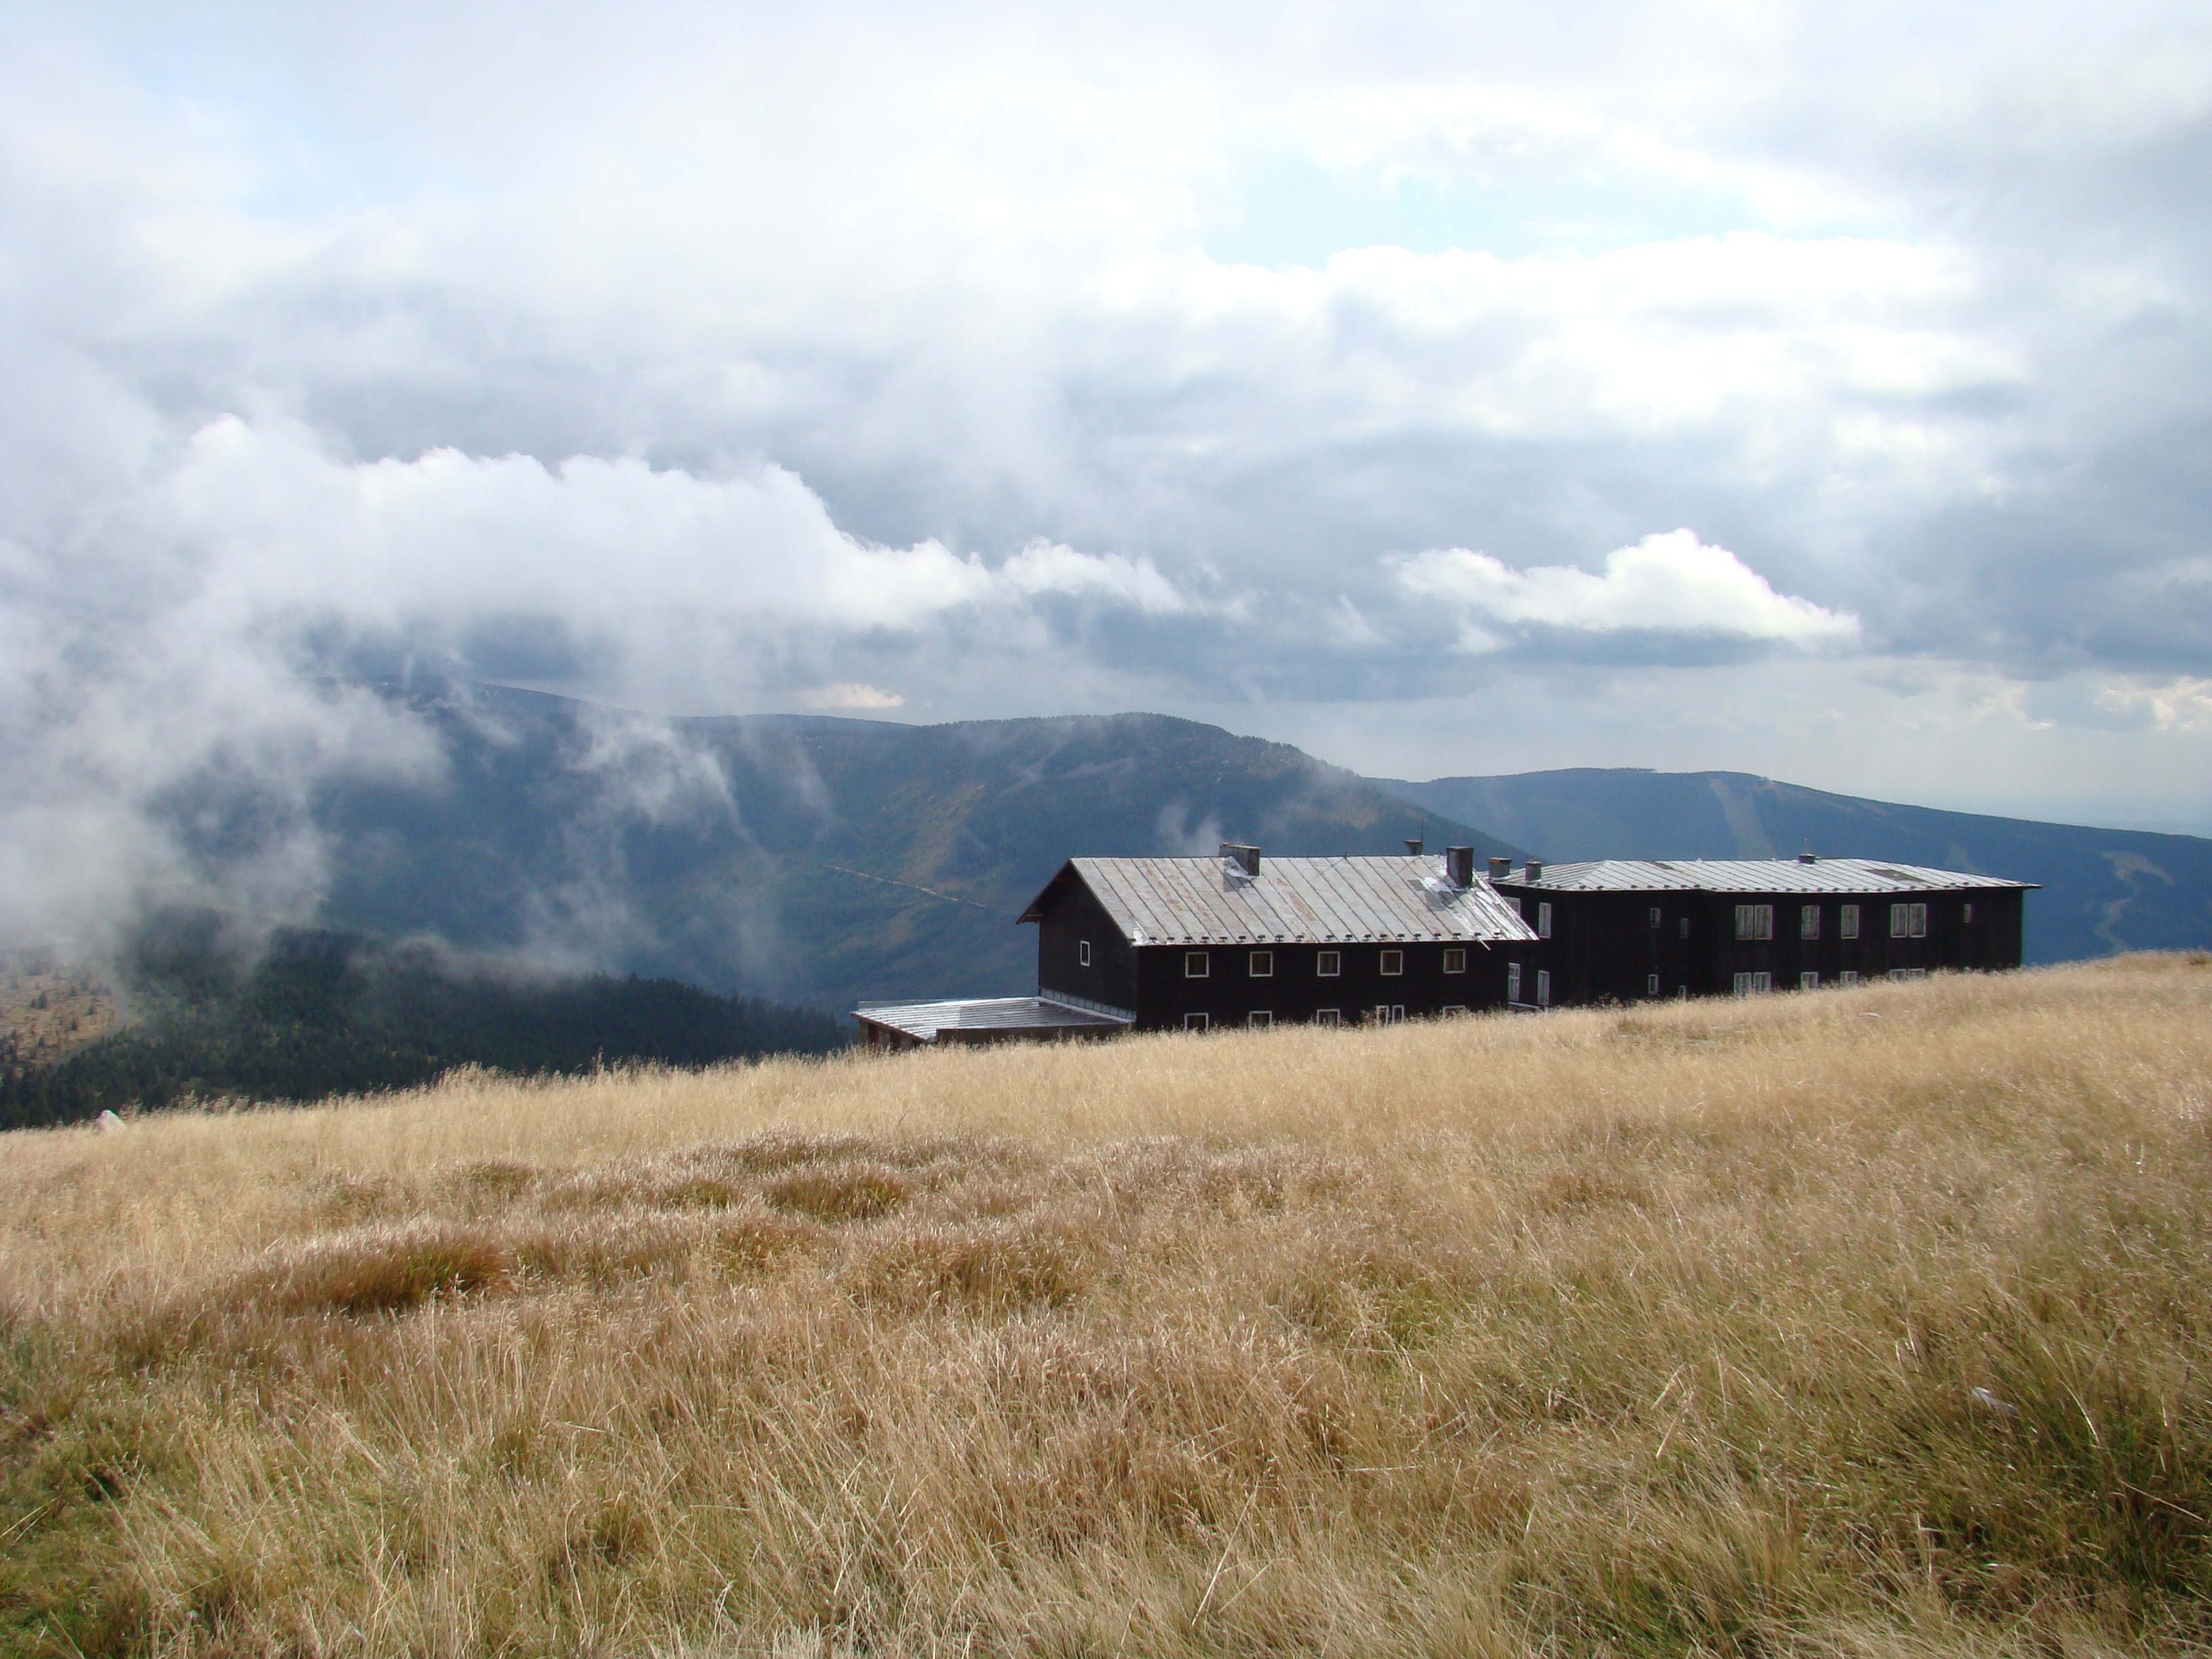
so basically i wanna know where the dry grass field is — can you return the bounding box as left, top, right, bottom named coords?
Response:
left=2, top=956, right=2210, bottom=1658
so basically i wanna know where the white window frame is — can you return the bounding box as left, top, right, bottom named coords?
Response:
left=1839, top=970, right=1860, bottom=987
left=1442, top=947, right=1467, bottom=974
left=1733, top=971, right=1772, bottom=996
left=1800, top=971, right=1819, bottom=990
left=1800, top=905, right=1820, bottom=941
left=1184, top=1012, right=1210, bottom=1030
left=1249, top=949, right=1273, bottom=977
left=1315, top=1008, right=1341, bottom=1027
left=1648, top=906, right=1662, bottom=929
left=1890, top=902, right=1927, bottom=939
left=1185, top=951, right=1209, bottom=978
left=1890, top=967, right=1927, bottom=981
left=1963, top=901, right=1974, bottom=924
left=1535, top=970, right=1551, bottom=1006
left=1537, top=902, right=1553, bottom=939
left=1315, top=949, right=1341, bottom=977
left=1647, top=973, right=1660, bottom=997
left=1507, top=962, right=1523, bottom=1003
left=1078, top=939, right=1091, bottom=967
left=1911, top=902, right=1927, bottom=938
left=1735, top=903, right=1774, bottom=941
left=1840, top=904, right=1860, bottom=939
left=1379, top=949, right=1404, bottom=977
left=1248, top=1010, right=1271, bottom=1029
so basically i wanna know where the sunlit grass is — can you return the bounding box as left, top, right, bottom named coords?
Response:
left=2, top=955, right=2209, bottom=1656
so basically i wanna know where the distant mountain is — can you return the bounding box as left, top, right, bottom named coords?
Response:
left=1371, top=769, right=2212, bottom=966
left=308, top=686, right=1511, bottom=1015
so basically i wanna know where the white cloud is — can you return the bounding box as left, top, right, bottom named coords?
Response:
left=1395, top=530, right=1860, bottom=649
left=798, top=682, right=907, bottom=710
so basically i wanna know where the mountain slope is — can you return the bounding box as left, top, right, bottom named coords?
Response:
left=1372, top=768, right=2212, bottom=965
left=312, top=687, right=1513, bottom=1014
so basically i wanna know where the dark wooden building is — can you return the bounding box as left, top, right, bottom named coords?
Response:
left=1489, top=854, right=2034, bottom=1006
left=1020, top=842, right=1540, bottom=1031
left=853, top=842, right=1539, bottom=1046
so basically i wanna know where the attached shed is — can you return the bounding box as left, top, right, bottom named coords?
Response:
left=1491, top=854, right=2036, bottom=1004
left=853, top=996, right=1132, bottom=1052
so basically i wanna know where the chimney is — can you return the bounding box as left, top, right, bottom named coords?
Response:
left=1524, top=859, right=1544, bottom=882
left=1445, top=846, right=1474, bottom=888
left=1404, top=837, right=1425, bottom=857
left=1221, top=842, right=1261, bottom=878
left=1797, top=842, right=1818, bottom=864
left=1487, top=855, right=1511, bottom=881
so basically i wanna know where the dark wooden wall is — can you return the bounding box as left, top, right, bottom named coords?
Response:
left=1129, top=939, right=1514, bottom=1031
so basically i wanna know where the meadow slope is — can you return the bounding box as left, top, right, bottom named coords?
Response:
left=2, top=958, right=2210, bottom=1657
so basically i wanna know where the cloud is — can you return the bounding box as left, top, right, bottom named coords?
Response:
left=798, top=683, right=907, bottom=710
left=1394, top=530, right=1860, bottom=653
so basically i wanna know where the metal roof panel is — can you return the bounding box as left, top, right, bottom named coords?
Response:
left=1065, top=855, right=1539, bottom=945
left=1496, top=857, right=2037, bottom=895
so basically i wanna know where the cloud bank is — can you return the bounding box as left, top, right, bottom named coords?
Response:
left=2, top=0, right=2210, bottom=955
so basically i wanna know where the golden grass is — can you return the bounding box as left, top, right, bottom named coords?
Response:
left=3, top=956, right=2211, bottom=1657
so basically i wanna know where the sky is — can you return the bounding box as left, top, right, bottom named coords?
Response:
left=3, top=0, right=2211, bottom=943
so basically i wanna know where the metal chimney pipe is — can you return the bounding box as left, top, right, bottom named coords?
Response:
left=1487, top=855, right=1511, bottom=880
left=1404, top=837, right=1425, bottom=857
left=1445, top=846, right=1474, bottom=888
left=1220, top=842, right=1261, bottom=878
left=1525, top=859, right=1544, bottom=882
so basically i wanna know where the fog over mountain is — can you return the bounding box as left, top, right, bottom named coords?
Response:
left=2, top=1, right=2209, bottom=958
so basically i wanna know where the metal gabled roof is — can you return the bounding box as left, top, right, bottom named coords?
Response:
left=1023, top=855, right=1539, bottom=946
left=1495, top=857, right=2039, bottom=895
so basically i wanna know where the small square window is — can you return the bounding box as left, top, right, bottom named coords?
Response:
left=1316, top=949, right=1341, bottom=977
left=1185, top=1012, right=1210, bottom=1030
left=1442, top=947, right=1467, bottom=974
left=1890, top=966, right=1927, bottom=981
left=1733, top=971, right=1772, bottom=996
left=1315, top=1008, right=1341, bottom=1027
left=1249, top=950, right=1273, bottom=977
left=1840, top=904, right=1860, bottom=939
left=1078, top=939, right=1091, bottom=967
left=1839, top=970, right=1860, bottom=986
left=1800, top=905, right=1820, bottom=941
left=1185, top=951, right=1208, bottom=978
left=1248, top=1010, right=1272, bottom=1029
left=1380, top=949, right=1404, bottom=976
left=1800, top=970, right=1819, bottom=990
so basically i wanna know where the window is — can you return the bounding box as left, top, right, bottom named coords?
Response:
left=1647, top=973, right=1660, bottom=996
left=1733, top=971, right=1773, bottom=996
left=1963, top=901, right=1975, bottom=924
left=1914, top=902, right=1927, bottom=937
left=1800, top=971, right=1819, bottom=990
left=1185, top=1012, right=1210, bottom=1030
left=1443, top=947, right=1467, bottom=974
left=1839, top=970, right=1859, bottom=987
left=1537, top=902, right=1553, bottom=939
left=1248, top=1010, right=1272, bottom=1029
left=1800, top=905, right=1820, bottom=941
left=1316, top=949, right=1341, bottom=977
left=1840, top=903, right=1860, bottom=939
left=1441, top=1004, right=1467, bottom=1016
left=1678, top=917, right=1690, bottom=939
left=1735, top=903, right=1775, bottom=941
left=1891, top=903, right=1927, bottom=939
left=1536, top=971, right=1551, bottom=1006
left=1374, top=1004, right=1405, bottom=1025
left=1649, top=906, right=1662, bottom=928
left=1078, top=939, right=1091, bottom=967
left=1508, top=897, right=1523, bottom=918
left=1185, top=951, right=1209, bottom=978
left=1249, top=950, right=1273, bottom=977
left=1315, top=1008, right=1341, bottom=1027
left=1507, top=962, right=1523, bottom=1003
left=1380, top=949, right=1404, bottom=976
left=1889, top=967, right=1927, bottom=982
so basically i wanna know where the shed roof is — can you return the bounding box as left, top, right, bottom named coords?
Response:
left=1021, top=855, right=1539, bottom=946
left=1494, top=857, right=2038, bottom=895
left=852, top=996, right=1132, bottom=1044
